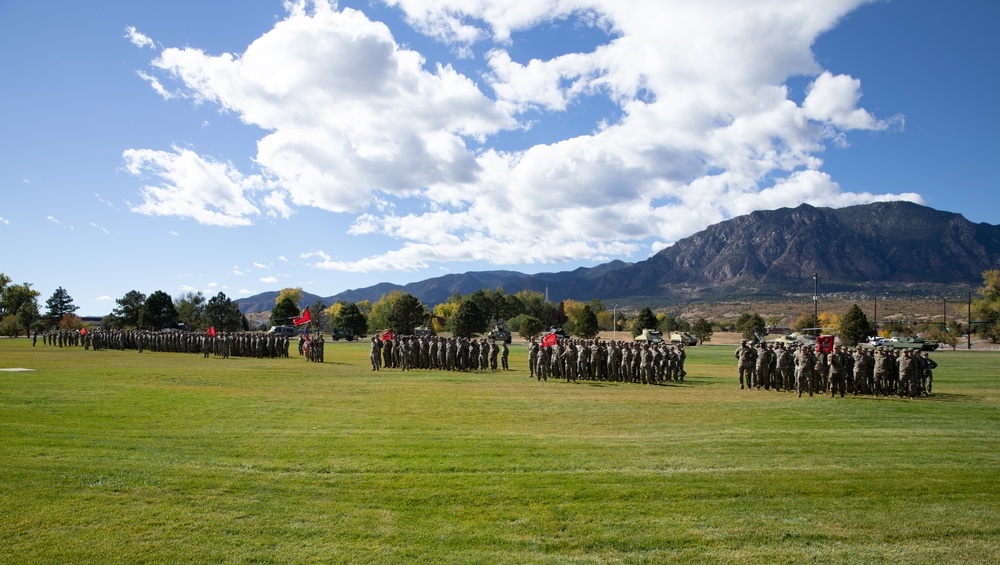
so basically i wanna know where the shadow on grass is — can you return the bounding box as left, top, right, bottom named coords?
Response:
left=820, top=392, right=974, bottom=403
left=570, top=380, right=696, bottom=388
left=919, top=392, right=975, bottom=403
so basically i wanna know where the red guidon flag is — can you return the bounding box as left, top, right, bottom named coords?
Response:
left=207, top=327, right=216, bottom=337
left=541, top=332, right=558, bottom=347
left=293, top=308, right=311, bottom=326
left=382, top=329, right=393, bottom=341
left=79, top=328, right=87, bottom=335
left=817, top=335, right=834, bottom=353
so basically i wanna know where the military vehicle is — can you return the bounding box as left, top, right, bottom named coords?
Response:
left=770, top=332, right=817, bottom=347
left=488, top=322, right=511, bottom=344
left=888, top=336, right=939, bottom=351
left=634, top=329, right=665, bottom=343
left=329, top=327, right=355, bottom=341
left=670, top=331, right=698, bottom=346
left=267, top=325, right=300, bottom=337
left=414, top=325, right=435, bottom=337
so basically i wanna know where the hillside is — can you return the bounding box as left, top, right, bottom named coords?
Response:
left=237, top=202, right=1000, bottom=311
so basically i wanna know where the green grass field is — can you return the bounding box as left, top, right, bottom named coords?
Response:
left=1, top=339, right=998, bottom=563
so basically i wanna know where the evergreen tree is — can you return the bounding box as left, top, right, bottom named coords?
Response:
left=44, top=286, right=79, bottom=327
left=838, top=304, right=872, bottom=346
left=452, top=299, right=486, bottom=338
left=658, top=313, right=680, bottom=333
left=692, top=317, right=714, bottom=344
left=576, top=305, right=600, bottom=338
left=735, top=312, right=766, bottom=340
left=113, top=290, right=146, bottom=329
left=15, top=300, right=41, bottom=336
left=332, top=302, right=369, bottom=337
left=139, top=290, right=179, bottom=330
left=518, top=315, right=543, bottom=340
left=632, top=306, right=658, bottom=337
left=387, top=293, right=426, bottom=335
left=270, top=295, right=301, bottom=326
left=207, top=292, right=243, bottom=332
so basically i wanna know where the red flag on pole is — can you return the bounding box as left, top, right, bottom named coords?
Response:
left=293, top=308, right=311, bottom=326
left=207, top=327, right=216, bottom=337
left=817, top=335, right=834, bottom=353
left=79, top=328, right=87, bottom=335
left=382, top=329, right=394, bottom=341
left=542, top=332, right=558, bottom=347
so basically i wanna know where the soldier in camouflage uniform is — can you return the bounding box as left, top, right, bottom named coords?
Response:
left=794, top=345, right=816, bottom=398
left=829, top=345, right=848, bottom=397
left=735, top=341, right=756, bottom=390
left=921, top=352, right=937, bottom=395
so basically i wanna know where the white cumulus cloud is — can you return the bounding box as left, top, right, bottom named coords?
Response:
left=125, top=26, right=155, bottom=49
left=128, top=0, right=916, bottom=275
left=123, top=146, right=265, bottom=227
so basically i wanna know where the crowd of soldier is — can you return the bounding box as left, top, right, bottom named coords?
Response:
left=735, top=340, right=937, bottom=398
left=35, top=329, right=292, bottom=359
left=527, top=338, right=687, bottom=384
left=369, top=334, right=509, bottom=372
left=297, top=333, right=325, bottom=363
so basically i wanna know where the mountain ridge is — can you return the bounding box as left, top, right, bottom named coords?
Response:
left=237, top=202, right=1000, bottom=313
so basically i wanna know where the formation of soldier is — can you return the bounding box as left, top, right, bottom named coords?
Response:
left=369, top=334, right=509, bottom=372
left=735, top=340, right=937, bottom=398
left=527, top=337, right=687, bottom=384
left=38, top=329, right=292, bottom=359
left=298, top=333, right=325, bottom=363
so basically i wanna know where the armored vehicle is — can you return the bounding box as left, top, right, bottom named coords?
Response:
left=669, top=331, right=698, bottom=346
left=771, top=332, right=817, bottom=347
left=414, top=325, right=435, bottom=337
left=889, top=336, right=939, bottom=351
left=634, top=329, right=665, bottom=343
left=329, top=327, right=355, bottom=341
left=488, top=323, right=511, bottom=344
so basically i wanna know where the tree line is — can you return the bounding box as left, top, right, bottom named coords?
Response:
left=4, top=270, right=1000, bottom=343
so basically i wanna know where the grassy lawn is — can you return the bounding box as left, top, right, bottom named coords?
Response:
left=1, top=339, right=998, bottom=563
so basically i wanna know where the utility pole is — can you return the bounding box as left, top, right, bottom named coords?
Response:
left=943, top=298, right=947, bottom=330
left=968, top=291, right=973, bottom=350
left=873, top=296, right=878, bottom=335
left=813, top=273, right=819, bottom=336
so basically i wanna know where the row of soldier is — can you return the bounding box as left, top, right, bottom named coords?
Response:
left=369, top=335, right=509, bottom=371
left=36, top=328, right=292, bottom=359
left=528, top=338, right=687, bottom=384
left=735, top=341, right=937, bottom=398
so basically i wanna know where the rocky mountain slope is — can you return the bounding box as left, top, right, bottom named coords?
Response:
left=238, top=202, right=1000, bottom=311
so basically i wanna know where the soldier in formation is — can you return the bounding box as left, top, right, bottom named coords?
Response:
left=734, top=340, right=756, bottom=390
left=366, top=334, right=510, bottom=373
left=736, top=340, right=938, bottom=399
left=530, top=338, right=687, bottom=385
left=41, top=328, right=291, bottom=359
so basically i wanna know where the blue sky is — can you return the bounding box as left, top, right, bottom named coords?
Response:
left=1, top=0, right=997, bottom=316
